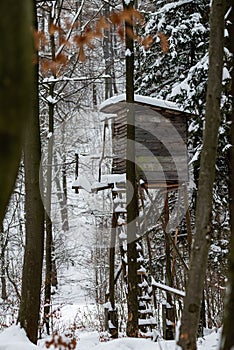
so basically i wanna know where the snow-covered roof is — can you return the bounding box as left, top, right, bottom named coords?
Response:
left=72, top=175, right=92, bottom=193
left=99, top=94, right=190, bottom=115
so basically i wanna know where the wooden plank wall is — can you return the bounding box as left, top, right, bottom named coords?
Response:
left=112, top=103, right=188, bottom=187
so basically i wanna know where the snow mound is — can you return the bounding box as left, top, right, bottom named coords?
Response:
left=92, top=338, right=173, bottom=350
left=0, top=325, right=222, bottom=350
left=0, top=325, right=40, bottom=350
left=91, top=331, right=221, bottom=350
left=79, top=332, right=100, bottom=349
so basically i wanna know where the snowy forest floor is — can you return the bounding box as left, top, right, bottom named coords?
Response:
left=0, top=323, right=222, bottom=350
left=0, top=201, right=223, bottom=349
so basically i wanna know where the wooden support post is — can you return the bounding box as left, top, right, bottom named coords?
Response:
left=163, top=192, right=175, bottom=340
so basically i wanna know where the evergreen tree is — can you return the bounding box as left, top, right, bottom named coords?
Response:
left=135, top=0, right=210, bottom=100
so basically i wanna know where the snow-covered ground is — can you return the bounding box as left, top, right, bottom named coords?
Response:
left=0, top=325, right=222, bottom=350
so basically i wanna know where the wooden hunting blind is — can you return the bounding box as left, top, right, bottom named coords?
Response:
left=71, top=95, right=193, bottom=340
left=100, top=94, right=190, bottom=190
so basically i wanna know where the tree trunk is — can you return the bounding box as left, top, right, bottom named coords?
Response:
left=44, top=9, right=57, bottom=332
left=219, top=4, right=234, bottom=350
left=123, top=0, right=139, bottom=338
left=178, top=1, right=225, bottom=349
left=163, top=193, right=175, bottom=340
left=183, top=185, right=192, bottom=256
left=0, top=225, right=7, bottom=300
left=54, top=151, right=69, bottom=232
left=108, top=212, right=118, bottom=338
left=44, top=88, right=55, bottom=335
left=0, top=0, right=34, bottom=225
left=44, top=213, right=53, bottom=335
left=103, top=3, right=113, bottom=100
left=18, top=6, right=45, bottom=344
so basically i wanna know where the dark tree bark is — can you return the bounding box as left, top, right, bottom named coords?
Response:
left=163, top=194, right=175, bottom=340
left=220, top=4, right=234, bottom=350
left=108, top=212, right=118, bottom=338
left=123, top=0, right=139, bottom=338
left=0, top=0, right=34, bottom=225
left=44, top=8, right=57, bottom=333
left=178, top=1, right=225, bottom=349
left=18, top=5, right=45, bottom=344
left=0, top=225, right=7, bottom=300
left=44, top=88, right=55, bottom=336
left=103, top=3, right=113, bottom=99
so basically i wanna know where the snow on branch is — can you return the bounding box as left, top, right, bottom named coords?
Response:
left=151, top=277, right=185, bottom=297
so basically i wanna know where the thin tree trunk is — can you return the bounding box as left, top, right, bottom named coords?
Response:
left=44, top=8, right=57, bottom=332
left=103, top=3, right=113, bottom=100
left=0, top=225, right=7, bottom=300
left=123, top=0, right=139, bottom=338
left=109, top=212, right=118, bottom=338
left=18, top=5, right=45, bottom=343
left=54, top=151, right=69, bottom=232
left=178, top=1, right=225, bottom=349
left=219, top=3, right=234, bottom=349
left=44, top=87, right=55, bottom=335
left=163, top=193, right=175, bottom=340
left=183, top=185, right=193, bottom=256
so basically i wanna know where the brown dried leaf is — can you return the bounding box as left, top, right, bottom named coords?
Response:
left=117, top=27, right=125, bottom=41
left=110, top=12, right=122, bottom=26
left=59, top=36, right=70, bottom=48
left=158, top=32, right=169, bottom=54
left=33, top=30, right=48, bottom=50
left=49, top=23, right=60, bottom=35
left=78, top=46, right=86, bottom=62
left=84, top=26, right=95, bottom=40
left=141, top=35, right=154, bottom=50
left=50, top=61, right=59, bottom=76
left=131, top=8, right=144, bottom=24
left=126, top=27, right=138, bottom=40
left=96, top=16, right=110, bottom=34
left=41, top=59, right=51, bottom=73
left=73, top=34, right=86, bottom=46
left=120, top=9, right=133, bottom=24
left=71, top=339, right=77, bottom=348
left=55, top=53, right=68, bottom=65
left=120, top=8, right=144, bottom=25
left=93, top=31, right=103, bottom=39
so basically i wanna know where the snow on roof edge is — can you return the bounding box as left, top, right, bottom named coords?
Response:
left=99, top=94, right=191, bottom=114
